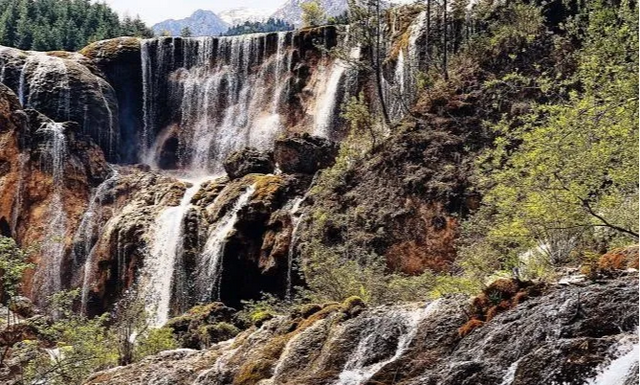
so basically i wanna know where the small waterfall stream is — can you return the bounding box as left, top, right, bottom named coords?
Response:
left=140, top=180, right=204, bottom=327
left=286, top=196, right=305, bottom=300
left=196, top=184, right=256, bottom=302
left=77, top=169, right=120, bottom=313
left=37, top=122, right=68, bottom=298
left=335, top=300, right=440, bottom=385
left=586, top=332, right=639, bottom=385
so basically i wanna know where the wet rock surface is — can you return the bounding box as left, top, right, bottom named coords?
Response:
left=84, top=274, right=639, bottom=385
left=80, top=37, right=144, bottom=163
left=0, top=47, right=120, bottom=161
left=223, top=148, right=275, bottom=180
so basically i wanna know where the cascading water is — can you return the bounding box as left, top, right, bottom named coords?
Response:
left=139, top=30, right=350, bottom=174
left=388, top=10, right=427, bottom=121
left=585, top=332, right=639, bottom=385
left=35, top=122, right=68, bottom=299
left=335, top=300, right=440, bottom=385
left=77, top=169, right=120, bottom=313
left=286, top=196, right=305, bottom=300
left=314, top=32, right=359, bottom=138
left=139, top=180, right=204, bottom=327
left=196, top=184, right=256, bottom=302
left=25, top=56, right=71, bottom=118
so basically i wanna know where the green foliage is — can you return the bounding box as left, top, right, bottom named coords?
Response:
left=224, top=18, right=293, bottom=36
left=0, top=236, right=32, bottom=302
left=239, top=293, right=288, bottom=325
left=460, top=0, right=639, bottom=279
left=112, top=294, right=151, bottom=365
left=301, top=0, right=326, bottom=27
left=0, top=0, right=153, bottom=51
left=327, top=11, right=349, bottom=25
left=487, top=3, right=544, bottom=53
left=20, top=290, right=118, bottom=385
left=134, top=327, right=177, bottom=361
left=299, top=240, right=436, bottom=305
left=341, top=91, right=379, bottom=147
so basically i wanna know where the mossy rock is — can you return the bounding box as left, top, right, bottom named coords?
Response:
left=250, top=310, right=274, bottom=327
left=233, top=358, right=276, bottom=385
left=293, top=303, right=323, bottom=319
left=341, top=296, right=367, bottom=318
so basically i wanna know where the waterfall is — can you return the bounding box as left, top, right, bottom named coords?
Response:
left=141, top=39, right=152, bottom=161
left=139, top=30, right=349, bottom=175
left=335, top=301, right=440, bottom=385
left=78, top=169, right=120, bottom=314
left=196, top=184, right=256, bottom=302
left=96, top=78, right=116, bottom=159
left=18, top=56, right=36, bottom=106
left=314, top=42, right=359, bottom=138
left=586, top=333, right=639, bottom=385
left=36, top=122, right=68, bottom=298
left=140, top=180, right=203, bottom=327
left=388, top=10, right=427, bottom=121
left=286, top=196, right=305, bottom=300
left=26, top=56, right=70, bottom=118
left=175, top=34, right=289, bottom=174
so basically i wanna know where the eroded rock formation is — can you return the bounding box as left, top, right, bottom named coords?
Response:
left=84, top=274, right=639, bottom=385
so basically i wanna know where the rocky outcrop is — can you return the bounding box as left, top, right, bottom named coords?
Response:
left=165, top=303, right=241, bottom=349
left=298, top=124, right=472, bottom=276
left=190, top=172, right=311, bottom=308
left=84, top=274, right=640, bottom=385
left=223, top=148, right=275, bottom=180
left=0, top=47, right=120, bottom=161
left=0, top=84, right=112, bottom=305
left=273, top=134, right=338, bottom=174
left=80, top=38, right=144, bottom=163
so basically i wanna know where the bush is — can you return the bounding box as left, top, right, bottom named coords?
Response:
left=134, top=327, right=177, bottom=361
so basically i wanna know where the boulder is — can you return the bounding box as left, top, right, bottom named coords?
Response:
left=273, top=134, right=338, bottom=174
left=165, top=303, right=241, bottom=349
left=223, top=148, right=275, bottom=179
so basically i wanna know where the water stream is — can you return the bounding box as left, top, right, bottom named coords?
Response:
left=196, top=184, right=256, bottom=302
left=140, top=180, right=204, bottom=327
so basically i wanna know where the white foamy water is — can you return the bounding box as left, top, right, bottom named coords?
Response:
left=196, top=184, right=256, bottom=302
left=286, top=196, right=305, bottom=300
left=35, top=122, right=68, bottom=300
left=78, top=169, right=120, bottom=314
left=335, top=301, right=440, bottom=385
left=140, top=180, right=204, bottom=327
left=587, top=333, right=639, bottom=385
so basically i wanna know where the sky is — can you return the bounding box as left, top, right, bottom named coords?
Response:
left=102, top=0, right=280, bottom=25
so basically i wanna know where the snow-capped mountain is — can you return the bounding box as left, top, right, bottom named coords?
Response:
left=152, top=10, right=229, bottom=37
left=271, top=0, right=348, bottom=26
left=217, top=7, right=273, bottom=26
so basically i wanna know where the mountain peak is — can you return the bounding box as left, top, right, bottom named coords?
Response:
left=152, top=9, right=229, bottom=37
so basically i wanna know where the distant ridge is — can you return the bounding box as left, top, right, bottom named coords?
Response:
left=151, top=10, right=229, bottom=37
left=271, top=0, right=348, bottom=26
left=218, top=7, right=273, bottom=26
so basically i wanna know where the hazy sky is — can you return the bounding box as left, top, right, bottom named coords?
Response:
left=103, top=0, right=279, bottom=25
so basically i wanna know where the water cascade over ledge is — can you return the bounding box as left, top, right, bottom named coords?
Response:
left=138, top=28, right=350, bottom=174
